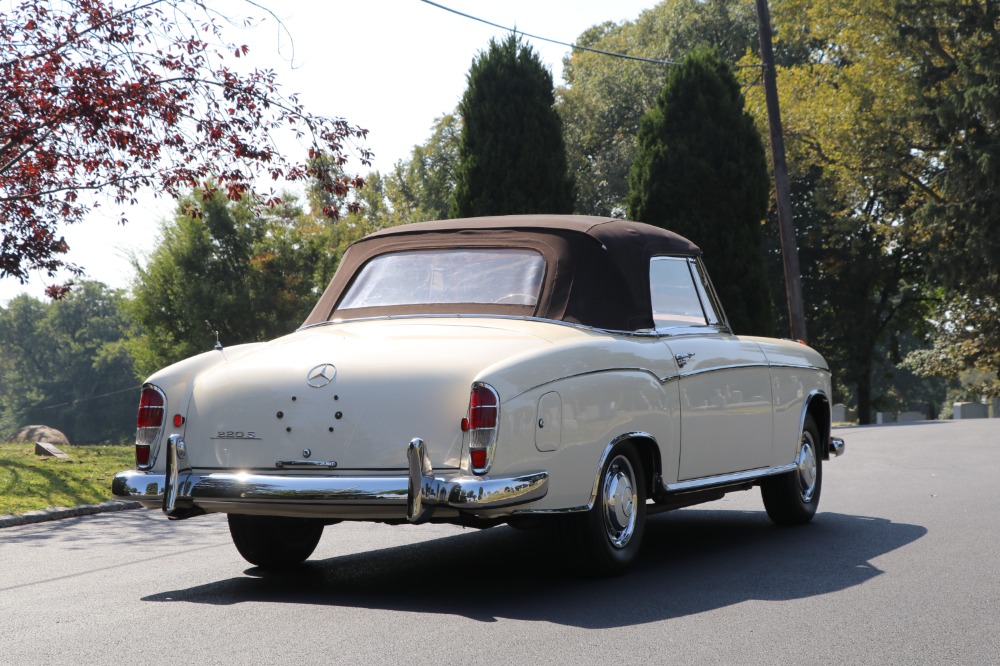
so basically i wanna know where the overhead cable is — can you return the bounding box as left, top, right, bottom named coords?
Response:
left=417, top=0, right=683, bottom=66
left=34, top=384, right=142, bottom=412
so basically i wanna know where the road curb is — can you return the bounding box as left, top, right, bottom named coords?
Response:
left=0, top=500, right=142, bottom=529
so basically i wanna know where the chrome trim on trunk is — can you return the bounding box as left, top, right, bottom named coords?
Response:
left=275, top=460, right=339, bottom=469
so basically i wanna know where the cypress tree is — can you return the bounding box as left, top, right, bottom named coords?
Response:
left=450, top=34, right=573, bottom=217
left=627, top=48, right=774, bottom=336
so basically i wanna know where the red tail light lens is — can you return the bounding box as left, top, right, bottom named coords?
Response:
left=137, top=386, right=164, bottom=428
left=470, top=448, right=488, bottom=470
left=135, top=385, right=166, bottom=470
left=468, top=386, right=498, bottom=429
left=464, top=384, right=499, bottom=475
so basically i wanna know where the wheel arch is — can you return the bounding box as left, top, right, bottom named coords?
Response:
left=803, top=391, right=832, bottom=460
left=588, top=432, right=661, bottom=507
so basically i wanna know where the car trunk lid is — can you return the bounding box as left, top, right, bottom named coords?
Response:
left=179, top=319, right=559, bottom=472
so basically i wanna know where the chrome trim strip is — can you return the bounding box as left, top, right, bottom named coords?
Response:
left=671, top=361, right=828, bottom=382
left=299, top=313, right=661, bottom=338
left=653, top=325, right=732, bottom=337
left=656, top=359, right=831, bottom=386
left=673, top=362, right=767, bottom=378
left=275, top=460, right=338, bottom=469
left=512, top=505, right=591, bottom=515
left=507, top=367, right=668, bottom=401
left=665, top=463, right=796, bottom=492
left=767, top=362, right=830, bottom=372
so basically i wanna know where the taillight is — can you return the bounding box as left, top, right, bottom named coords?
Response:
left=462, top=384, right=499, bottom=475
left=135, top=385, right=166, bottom=470
left=137, top=386, right=164, bottom=428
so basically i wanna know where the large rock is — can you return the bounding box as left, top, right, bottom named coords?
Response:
left=12, top=425, right=70, bottom=447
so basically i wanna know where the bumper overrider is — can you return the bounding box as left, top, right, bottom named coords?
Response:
left=111, top=436, right=549, bottom=523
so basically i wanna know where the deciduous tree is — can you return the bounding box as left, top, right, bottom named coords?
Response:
left=0, top=282, right=137, bottom=443
left=0, top=0, right=369, bottom=295
left=385, top=114, right=460, bottom=224
left=127, top=188, right=328, bottom=376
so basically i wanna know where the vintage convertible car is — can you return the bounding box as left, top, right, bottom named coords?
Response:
left=113, top=215, right=844, bottom=575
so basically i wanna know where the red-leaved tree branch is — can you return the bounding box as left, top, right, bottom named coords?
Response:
left=0, top=0, right=370, bottom=296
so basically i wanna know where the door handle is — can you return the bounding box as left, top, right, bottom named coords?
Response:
left=674, top=352, right=695, bottom=368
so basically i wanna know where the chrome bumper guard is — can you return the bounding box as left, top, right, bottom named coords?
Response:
left=830, top=436, right=846, bottom=458
left=111, top=436, right=548, bottom=523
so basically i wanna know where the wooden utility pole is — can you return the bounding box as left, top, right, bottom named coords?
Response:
left=755, top=0, right=808, bottom=342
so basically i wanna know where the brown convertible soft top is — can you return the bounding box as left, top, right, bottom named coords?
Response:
left=303, top=215, right=701, bottom=331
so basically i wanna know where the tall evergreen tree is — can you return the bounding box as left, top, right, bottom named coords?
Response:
left=627, top=48, right=773, bottom=336
left=451, top=34, right=573, bottom=217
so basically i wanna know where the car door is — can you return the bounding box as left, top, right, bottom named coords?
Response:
left=650, top=256, right=774, bottom=481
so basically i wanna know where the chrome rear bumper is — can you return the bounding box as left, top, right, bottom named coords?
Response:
left=111, top=436, right=548, bottom=522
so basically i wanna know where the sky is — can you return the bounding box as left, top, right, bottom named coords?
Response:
left=0, top=0, right=660, bottom=305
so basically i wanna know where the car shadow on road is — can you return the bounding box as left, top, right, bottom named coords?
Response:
left=141, top=509, right=926, bottom=627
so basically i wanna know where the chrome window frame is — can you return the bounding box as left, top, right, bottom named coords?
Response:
left=649, top=256, right=731, bottom=334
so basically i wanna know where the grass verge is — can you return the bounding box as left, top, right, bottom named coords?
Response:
left=0, top=443, right=134, bottom=516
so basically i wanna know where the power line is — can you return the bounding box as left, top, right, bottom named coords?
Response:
left=417, top=0, right=683, bottom=66
left=33, top=385, right=141, bottom=412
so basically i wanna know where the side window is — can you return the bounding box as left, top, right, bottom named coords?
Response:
left=691, top=259, right=723, bottom=326
left=649, top=257, right=708, bottom=328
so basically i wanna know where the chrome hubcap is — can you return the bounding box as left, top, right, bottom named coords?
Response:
left=796, top=433, right=818, bottom=503
left=602, top=455, right=637, bottom=548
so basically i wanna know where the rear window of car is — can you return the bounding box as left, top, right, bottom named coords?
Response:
left=338, top=249, right=545, bottom=309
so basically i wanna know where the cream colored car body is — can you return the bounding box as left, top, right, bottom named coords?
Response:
left=124, top=315, right=830, bottom=517
left=113, top=215, right=843, bottom=575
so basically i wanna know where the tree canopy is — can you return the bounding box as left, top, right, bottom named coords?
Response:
left=754, top=0, right=1000, bottom=407
left=0, top=282, right=137, bottom=443
left=381, top=114, right=460, bottom=226
left=558, top=0, right=758, bottom=216
left=128, top=188, right=325, bottom=376
left=451, top=34, right=573, bottom=217
left=0, top=0, right=369, bottom=296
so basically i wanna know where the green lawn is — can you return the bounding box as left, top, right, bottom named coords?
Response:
left=0, top=443, right=135, bottom=516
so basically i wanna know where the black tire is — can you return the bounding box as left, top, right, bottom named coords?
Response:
left=563, top=443, right=646, bottom=576
left=761, top=414, right=823, bottom=525
left=227, top=514, right=324, bottom=570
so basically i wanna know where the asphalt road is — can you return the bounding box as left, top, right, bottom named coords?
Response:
left=2, top=419, right=999, bottom=665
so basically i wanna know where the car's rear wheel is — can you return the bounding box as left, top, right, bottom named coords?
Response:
left=227, top=514, right=324, bottom=569
left=563, top=443, right=646, bottom=576
left=761, top=414, right=822, bottom=525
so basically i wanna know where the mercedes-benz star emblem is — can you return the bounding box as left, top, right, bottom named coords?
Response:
left=306, top=363, right=337, bottom=388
